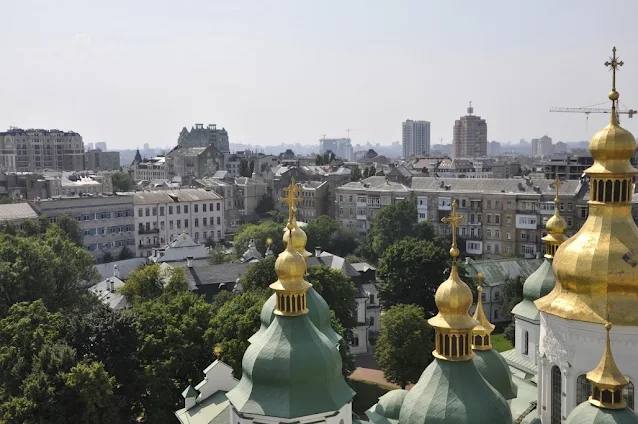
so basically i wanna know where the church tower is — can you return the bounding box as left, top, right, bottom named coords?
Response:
left=535, top=47, right=638, bottom=423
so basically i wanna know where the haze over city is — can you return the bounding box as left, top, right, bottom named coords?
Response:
left=2, top=0, right=638, bottom=148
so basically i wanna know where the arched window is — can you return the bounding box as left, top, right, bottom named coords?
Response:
left=614, top=180, right=621, bottom=202
left=523, top=331, right=529, bottom=355
left=551, top=366, right=562, bottom=424
left=576, top=374, right=591, bottom=404
left=624, top=381, right=635, bottom=410
left=605, top=180, right=613, bottom=202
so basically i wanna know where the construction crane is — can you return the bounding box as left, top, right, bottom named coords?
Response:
left=345, top=128, right=354, bottom=140
left=550, top=106, right=636, bottom=131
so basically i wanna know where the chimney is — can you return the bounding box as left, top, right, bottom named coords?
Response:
left=112, top=264, right=120, bottom=279
left=315, top=246, right=322, bottom=257
left=187, top=255, right=194, bottom=268
left=110, top=279, right=115, bottom=292
left=182, top=385, right=198, bottom=410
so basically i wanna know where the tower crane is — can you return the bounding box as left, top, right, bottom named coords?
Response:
left=549, top=106, right=636, bottom=130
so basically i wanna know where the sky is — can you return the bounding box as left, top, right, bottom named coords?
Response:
left=2, top=0, right=638, bottom=149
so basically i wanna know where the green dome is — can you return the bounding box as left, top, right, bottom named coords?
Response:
left=399, top=358, right=512, bottom=424
left=366, top=390, right=408, bottom=424
left=472, top=349, right=518, bottom=400
left=227, top=314, right=354, bottom=419
left=511, top=259, right=555, bottom=322
left=248, top=290, right=341, bottom=346
left=566, top=400, right=638, bottom=424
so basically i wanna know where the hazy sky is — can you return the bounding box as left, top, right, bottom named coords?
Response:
left=2, top=1, right=638, bottom=149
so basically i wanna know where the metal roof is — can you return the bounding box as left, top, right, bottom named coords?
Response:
left=0, top=203, right=38, bottom=222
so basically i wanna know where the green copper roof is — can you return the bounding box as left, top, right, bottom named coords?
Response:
left=566, top=400, right=638, bottom=424
left=181, top=385, right=198, bottom=399
left=366, top=390, right=408, bottom=424
left=226, top=314, right=354, bottom=419
left=512, top=259, right=555, bottom=322
left=473, top=349, right=518, bottom=400
left=248, top=289, right=341, bottom=346
left=399, top=358, right=512, bottom=424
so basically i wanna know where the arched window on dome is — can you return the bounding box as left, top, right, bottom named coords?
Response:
left=576, top=374, right=591, bottom=405
left=614, top=180, right=621, bottom=202
left=523, top=331, right=529, bottom=355
left=605, top=180, right=613, bottom=202
left=624, top=381, right=635, bottom=410
left=551, top=366, right=562, bottom=424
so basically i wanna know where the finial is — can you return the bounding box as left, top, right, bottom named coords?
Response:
left=605, top=47, right=623, bottom=102
left=472, top=271, right=495, bottom=350
left=280, top=177, right=302, bottom=225
left=553, top=178, right=561, bottom=205
left=441, top=200, right=465, bottom=262
left=270, top=228, right=311, bottom=316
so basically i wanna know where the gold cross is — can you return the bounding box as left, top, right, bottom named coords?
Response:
left=477, top=272, right=484, bottom=289
left=280, top=177, right=301, bottom=225
left=441, top=200, right=465, bottom=251
left=605, top=47, right=624, bottom=93
left=554, top=178, right=562, bottom=204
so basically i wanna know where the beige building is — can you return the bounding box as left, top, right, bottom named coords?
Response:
left=336, top=176, right=592, bottom=259
left=235, top=177, right=267, bottom=222
left=132, top=157, right=168, bottom=181
left=166, top=145, right=225, bottom=180
left=452, top=103, right=487, bottom=158
left=296, top=181, right=329, bottom=223
left=1, top=128, right=85, bottom=172
left=178, top=123, right=229, bottom=152
left=85, top=149, right=120, bottom=171
left=195, top=176, right=240, bottom=235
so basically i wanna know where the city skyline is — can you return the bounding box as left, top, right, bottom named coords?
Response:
left=2, top=1, right=638, bottom=149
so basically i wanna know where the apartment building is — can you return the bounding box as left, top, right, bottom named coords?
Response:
left=296, top=181, right=329, bottom=222
left=1, top=128, right=85, bottom=172
left=194, top=176, right=239, bottom=235
left=29, top=194, right=135, bottom=263
left=132, top=157, right=168, bottom=181
left=336, top=176, right=590, bottom=259
left=178, top=123, right=229, bottom=152
left=402, top=120, right=431, bottom=158
left=133, top=189, right=224, bottom=257
left=165, top=145, right=224, bottom=180
left=452, top=103, right=487, bottom=158
left=85, top=149, right=120, bottom=171
left=235, top=177, right=267, bottom=222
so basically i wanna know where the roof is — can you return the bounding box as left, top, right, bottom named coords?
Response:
left=186, top=262, right=253, bottom=286
left=473, top=349, right=518, bottom=400
left=175, top=390, right=230, bottom=424
left=308, top=252, right=360, bottom=278
left=0, top=202, right=38, bottom=222
left=134, top=189, right=222, bottom=204
left=339, top=176, right=411, bottom=193
left=94, top=258, right=148, bottom=281
left=87, top=277, right=129, bottom=310
left=512, top=259, right=555, bottom=322
left=366, top=389, right=408, bottom=424
left=410, top=177, right=581, bottom=196
left=464, top=258, right=544, bottom=287
left=352, top=262, right=376, bottom=273
left=500, top=349, right=538, bottom=376
left=566, top=399, right=638, bottom=424
left=508, top=371, right=540, bottom=424
left=235, top=177, right=267, bottom=186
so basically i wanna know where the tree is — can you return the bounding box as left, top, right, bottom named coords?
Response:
left=117, top=246, right=135, bottom=260
left=120, top=264, right=188, bottom=304
left=375, top=304, right=433, bottom=388
left=131, top=292, right=217, bottom=422
left=208, top=246, right=233, bottom=265
left=239, top=256, right=277, bottom=292
left=209, top=291, right=267, bottom=378
left=315, top=152, right=336, bottom=166
left=370, top=200, right=420, bottom=258
left=255, top=194, right=275, bottom=216
left=102, top=252, right=114, bottom=263
left=307, top=265, right=357, bottom=329
left=351, top=167, right=362, bottom=182
left=500, top=275, right=525, bottom=320
left=55, top=214, right=84, bottom=246
left=329, top=228, right=359, bottom=257
left=249, top=160, right=255, bottom=175
left=111, top=171, right=133, bottom=192
left=377, top=238, right=450, bottom=317
left=238, top=159, right=252, bottom=177
left=330, top=311, right=356, bottom=378
left=503, top=322, right=516, bottom=346
left=233, top=221, right=285, bottom=257
left=305, top=215, right=339, bottom=253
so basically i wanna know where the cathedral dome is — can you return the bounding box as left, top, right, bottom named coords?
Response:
left=546, top=212, right=567, bottom=235
left=512, top=260, right=555, bottom=322
left=283, top=221, right=312, bottom=260
left=472, top=349, right=518, bottom=401
left=366, top=390, right=408, bottom=424
left=428, top=266, right=477, bottom=331
left=566, top=401, right=638, bottom=424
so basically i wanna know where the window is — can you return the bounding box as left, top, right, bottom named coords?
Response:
left=487, top=214, right=491, bottom=224
left=568, top=203, right=573, bottom=211
left=217, top=217, right=221, bottom=225
left=216, top=203, right=220, bottom=211
left=487, top=200, right=492, bottom=209
left=202, top=203, right=207, bottom=212
left=560, top=203, right=564, bottom=211
left=176, top=205, right=181, bottom=214
left=551, top=366, right=562, bottom=424
left=481, top=292, right=486, bottom=301
left=195, top=218, right=199, bottom=227
left=339, top=195, right=343, bottom=202
left=203, top=231, right=207, bottom=239
left=339, top=207, right=343, bottom=216
left=177, top=220, right=181, bottom=228
left=486, top=243, right=492, bottom=253
left=184, top=205, right=189, bottom=213
left=567, top=218, right=573, bottom=228
left=152, top=207, right=157, bottom=216
left=194, top=232, right=199, bottom=240
left=494, top=292, right=500, bottom=301
left=349, top=196, right=353, bottom=202
left=169, top=206, right=173, bottom=215
left=160, top=206, right=165, bottom=216
left=145, top=207, right=150, bottom=217
left=160, top=221, right=165, bottom=230
left=495, top=230, right=500, bottom=238
left=521, top=232, right=527, bottom=240
left=495, top=215, right=501, bottom=224
left=493, top=309, right=499, bottom=319
left=169, top=221, right=174, bottom=229
left=351, top=335, right=359, bottom=347
left=506, top=216, right=512, bottom=224
left=185, top=219, right=189, bottom=228
left=138, top=208, right=143, bottom=217
left=523, top=331, right=529, bottom=355
left=209, top=203, right=214, bottom=211
left=369, top=316, right=374, bottom=326
left=369, top=294, right=375, bottom=304
left=576, top=374, right=590, bottom=405
left=203, top=217, right=207, bottom=226
left=194, top=204, right=198, bottom=213
left=495, top=244, right=500, bottom=254
left=506, top=232, right=511, bottom=240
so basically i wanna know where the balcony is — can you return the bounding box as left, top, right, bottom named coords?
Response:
left=138, top=228, right=160, bottom=235
left=467, top=220, right=482, bottom=226
left=138, top=242, right=160, bottom=249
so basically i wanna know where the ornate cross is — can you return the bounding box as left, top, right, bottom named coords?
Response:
left=554, top=178, right=562, bottom=204
left=280, top=177, right=301, bottom=224
left=441, top=200, right=465, bottom=251
left=605, top=47, right=623, bottom=93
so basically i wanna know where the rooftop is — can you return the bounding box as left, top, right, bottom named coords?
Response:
left=0, top=203, right=38, bottom=222
left=134, top=189, right=222, bottom=204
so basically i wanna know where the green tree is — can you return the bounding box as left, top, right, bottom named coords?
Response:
left=305, top=215, right=339, bottom=253
left=111, top=171, right=133, bottom=192
left=503, top=322, right=516, bottom=346
left=307, top=265, right=357, bottom=329
left=374, top=304, right=433, bottom=388
left=120, top=264, right=188, bottom=304
left=238, top=159, right=252, bottom=177
left=117, top=246, right=135, bottom=260
left=370, top=200, right=419, bottom=258
left=500, top=275, right=525, bottom=319
left=351, top=167, right=362, bottom=181
left=55, top=214, right=84, bottom=246
left=131, top=292, right=217, bottom=422
left=233, top=221, right=285, bottom=257
left=239, top=256, right=277, bottom=292
left=255, top=194, right=275, bottom=215
left=209, top=291, right=267, bottom=378
left=329, top=227, right=360, bottom=257
left=208, top=246, right=233, bottom=265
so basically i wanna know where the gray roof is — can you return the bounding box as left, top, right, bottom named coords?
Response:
left=410, top=177, right=580, bottom=196
left=339, top=176, right=411, bottom=193
left=186, top=262, right=253, bottom=286
left=175, top=390, right=230, bottom=424
left=88, top=277, right=129, bottom=310
left=0, top=203, right=38, bottom=222
left=464, top=258, right=544, bottom=287
left=94, top=258, right=148, bottom=281
left=234, top=177, right=267, bottom=186
left=134, top=189, right=222, bottom=204
left=308, top=252, right=360, bottom=278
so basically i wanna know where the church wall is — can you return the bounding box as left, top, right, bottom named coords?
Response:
left=514, top=316, right=540, bottom=366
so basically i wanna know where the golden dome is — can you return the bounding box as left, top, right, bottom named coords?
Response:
left=546, top=209, right=567, bottom=235
left=270, top=228, right=311, bottom=295
left=282, top=210, right=312, bottom=260
left=472, top=283, right=495, bottom=337
left=429, top=266, right=477, bottom=331
left=536, top=47, right=638, bottom=325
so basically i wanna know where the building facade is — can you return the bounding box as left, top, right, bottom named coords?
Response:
left=85, top=149, right=120, bottom=171
left=402, top=120, right=431, bottom=158
left=132, top=157, right=168, bottom=181
left=532, top=136, right=553, bottom=157
left=177, top=123, right=229, bottom=152
left=320, top=138, right=354, bottom=161
left=29, top=194, right=135, bottom=263
left=166, top=145, right=225, bottom=180
left=1, top=128, right=85, bottom=172
left=133, top=189, right=225, bottom=257
left=452, top=103, right=488, bottom=158
left=235, top=177, right=267, bottom=222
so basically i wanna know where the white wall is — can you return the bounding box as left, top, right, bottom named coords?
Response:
left=514, top=317, right=540, bottom=366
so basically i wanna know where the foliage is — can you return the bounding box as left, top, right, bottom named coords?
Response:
left=117, top=246, right=135, bottom=261
left=377, top=237, right=451, bottom=316
left=0, top=230, right=98, bottom=317
left=370, top=200, right=420, bottom=258
left=255, top=194, right=275, bottom=216
left=349, top=379, right=392, bottom=416
left=493, top=331, right=515, bottom=352
left=111, top=171, right=134, bottom=192
left=102, top=252, right=114, bottom=263
left=362, top=166, right=376, bottom=178
left=233, top=221, right=285, bottom=258
left=350, top=167, right=362, bottom=181
left=500, top=275, right=525, bottom=319
left=305, top=215, right=359, bottom=257
left=208, top=291, right=267, bottom=378
left=238, top=159, right=255, bottom=178
left=315, top=151, right=336, bottom=165
left=55, top=215, right=84, bottom=246
left=239, top=256, right=277, bottom=292
left=307, top=265, right=357, bottom=329
left=330, top=311, right=356, bottom=378
left=208, top=246, right=233, bottom=265
left=120, top=264, right=188, bottom=305
left=131, top=292, right=217, bottom=422
left=374, top=304, right=433, bottom=389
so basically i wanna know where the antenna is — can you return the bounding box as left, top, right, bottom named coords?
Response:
left=320, top=134, right=326, bottom=141
left=346, top=128, right=354, bottom=140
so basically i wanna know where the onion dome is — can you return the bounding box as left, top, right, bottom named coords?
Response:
left=512, top=183, right=566, bottom=321
left=366, top=390, right=408, bottom=424
left=536, top=47, right=638, bottom=326
left=471, top=275, right=518, bottom=401
left=227, top=228, right=354, bottom=418
left=566, top=320, right=638, bottom=424
left=399, top=201, right=513, bottom=424
left=280, top=178, right=312, bottom=261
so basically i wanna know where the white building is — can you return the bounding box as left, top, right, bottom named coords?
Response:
left=133, top=189, right=224, bottom=257
left=320, top=138, right=354, bottom=161
left=402, top=119, right=431, bottom=158
left=132, top=156, right=168, bottom=181
left=532, top=136, right=553, bottom=157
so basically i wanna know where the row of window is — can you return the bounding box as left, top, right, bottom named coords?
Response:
left=84, top=225, right=134, bottom=236
left=50, top=210, right=134, bottom=223
left=140, top=216, right=221, bottom=231
left=86, top=239, right=135, bottom=251
left=137, top=202, right=221, bottom=217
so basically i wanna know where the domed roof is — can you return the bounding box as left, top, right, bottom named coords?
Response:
left=270, top=230, right=310, bottom=293
left=428, top=266, right=477, bottom=331
left=512, top=259, right=555, bottom=322
left=283, top=219, right=312, bottom=260
left=473, top=349, right=518, bottom=400
left=226, top=314, right=354, bottom=419
left=366, top=390, right=408, bottom=424
left=398, top=358, right=512, bottom=424
left=249, top=289, right=341, bottom=346
left=546, top=212, right=568, bottom=236
left=566, top=400, right=638, bottom=424
left=587, top=118, right=637, bottom=175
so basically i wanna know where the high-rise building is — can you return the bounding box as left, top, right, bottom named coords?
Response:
left=95, top=142, right=107, bottom=151
left=1, top=128, right=85, bottom=171
left=178, top=123, right=229, bottom=153
left=85, top=149, right=120, bottom=171
left=452, top=102, right=488, bottom=158
left=402, top=120, right=431, bottom=158
left=531, top=135, right=553, bottom=157
left=319, top=138, right=353, bottom=161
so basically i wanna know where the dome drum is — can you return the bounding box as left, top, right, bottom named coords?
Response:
left=273, top=290, right=308, bottom=316
left=434, top=330, right=473, bottom=361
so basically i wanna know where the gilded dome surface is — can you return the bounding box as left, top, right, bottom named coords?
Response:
left=282, top=219, right=312, bottom=259
left=270, top=229, right=310, bottom=293
left=546, top=212, right=568, bottom=235
left=428, top=266, right=477, bottom=330
left=587, top=121, right=637, bottom=174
